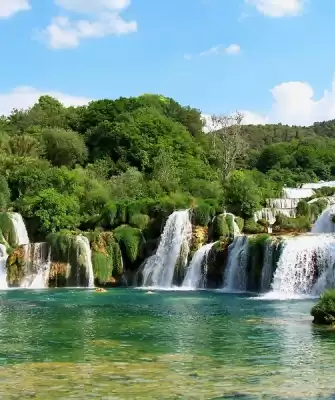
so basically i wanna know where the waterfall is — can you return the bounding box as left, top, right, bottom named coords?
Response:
left=10, top=213, right=29, bottom=245
left=20, top=243, right=51, bottom=289
left=141, top=210, right=192, bottom=288
left=311, top=205, right=335, bottom=234
left=0, top=244, right=8, bottom=289
left=76, top=235, right=95, bottom=288
left=269, top=235, right=335, bottom=297
left=225, top=213, right=240, bottom=237
left=223, top=235, right=249, bottom=291
left=182, top=242, right=216, bottom=289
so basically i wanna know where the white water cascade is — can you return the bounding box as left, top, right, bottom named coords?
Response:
left=0, top=244, right=8, bottom=289
left=270, top=235, right=335, bottom=297
left=10, top=213, right=29, bottom=246
left=141, top=210, right=192, bottom=288
left=20, top=243, right=51, bottom=289
left=223, top=235, right=249, bottom=291
left=76, top=235, right=95, bottom=288
left=311, top=205, right=335, bottom=234
left=225, top=213, right=240, bottom=237
left=182, top=242, right=216, bottom=289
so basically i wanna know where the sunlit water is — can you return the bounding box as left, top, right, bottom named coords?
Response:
left=0, top=288, right=334, bottom=399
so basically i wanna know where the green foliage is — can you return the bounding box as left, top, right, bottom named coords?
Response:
left=114, top=225, right=141, bottom=263
left=193, top=203, right=213, bottom=226
left=112, top=241, right=123, bottom=276
left=101, top=202, right=117, bottom=228
left=235, top=217, right=244, bottom=232
left=244, top=218, right=264, bottom=234
left=22, top=189, right=81, bottom=234
left=296, top=200, right=311, bottom=218
left=224, top=171, right=262, bottom=218
left=39, top=128, right=88, bottom=167
left=92, top=252, right=113, bottom=284
left=47, top=231, right=75, bottom=262
left=273, top=214, right=311, bottom=233
left=129, top=214, right=150, bottom=230
left=214, top=214, right=230, bottom=238
left=0, top=213, right=17, bottom=247
left=311, top=290, right=335, bottom=325
left=0, top=176, right=10, bottom=210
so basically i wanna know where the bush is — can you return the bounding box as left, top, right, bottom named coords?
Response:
left=244, top=218, right=264, bottom=234
left=214, top=214, right=229, bottom=238
left=296, top=200, right=310, bottom=218
left=114, top=225, right=141, bottom=263
left=274, top=214, right=311, bottom=233
left=101, top=202, right=117, bottom=228
left=193, top=203, right=213, bottom=226
left=311, top=290, right=335, bottom=325
left=129, top=213, right=150, bottom=230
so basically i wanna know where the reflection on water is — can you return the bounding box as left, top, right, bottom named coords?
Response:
left=0, top=289, right=334, bottom=398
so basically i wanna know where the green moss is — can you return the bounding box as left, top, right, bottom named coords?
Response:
left=214, top=214, right=229, bottom=239
left=114, top=225, right=141, bottom=264
left=101, top=202, right=117, bottom=228
left=92, top=252, right=112, bottom=284
left=235, top=217, right=244, bottom=232
left=247, top=234, right=270, bottom=291
left=6, top=246, right=26, bottom=286
left=129, top=213, right=150, bottom=230
left=46, top=231, right=75, bottom=263
left=0, top=213, right=17, bottom=247
left=112, top=241, right=123, bottom=276
left=311, top=290, right=335, bottom=325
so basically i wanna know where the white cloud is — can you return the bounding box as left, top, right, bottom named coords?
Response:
left=0, top=86, right=91, bottom=116
left=185, top=44, right=240, bottom=60
left=41, top=0, right=137, bottom=49
left=0, top=0, right=30, bottom=18
left=245, top=0, right=305, bottom=17
left=242, top=76, right=335, bottom=126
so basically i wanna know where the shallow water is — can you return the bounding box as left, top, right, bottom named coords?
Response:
left=0, top=288, right=333, bottom=399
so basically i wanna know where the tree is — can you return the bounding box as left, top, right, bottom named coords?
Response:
left=224, top=170, right=261, bottom=218
left=207, top=112, right=247, bottom=182
left=40, top=128, right=88, bottom=167
left=22, top=188, right=81, bottom=233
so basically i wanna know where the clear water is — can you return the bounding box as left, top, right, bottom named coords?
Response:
left=0, top=288, right=334, bottom=399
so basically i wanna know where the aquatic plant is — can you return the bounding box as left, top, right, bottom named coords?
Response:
left=311, top=290, right=335, bottom=325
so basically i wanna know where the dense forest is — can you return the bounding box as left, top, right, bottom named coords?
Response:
left=1, top=93, right=335, bottom=240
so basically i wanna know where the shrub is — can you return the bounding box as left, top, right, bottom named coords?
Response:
left=244, top=218, right=264, bottom=234
left=311, top=290, right=335, bottom=325
left=214, top=214, right=229, bottom=238
left=296, top=200, right=310, bottom=218
left=129, top=213, right=150, bottom=230
left=274, top=214, right=311, bottom=233
left=101, top=202, right=117, bottom=228
left=193, top=203, right=213, bottom=226
left=114, top=225, right=141, bottom=263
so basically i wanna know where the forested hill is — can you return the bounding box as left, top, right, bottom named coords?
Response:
left=1, top=92, right=335, bottom=238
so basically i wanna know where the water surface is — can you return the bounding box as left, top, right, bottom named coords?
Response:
left=0, top=288, right=333, bottom=399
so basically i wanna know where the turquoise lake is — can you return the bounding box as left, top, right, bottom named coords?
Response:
left=0, top=288, right=334, bottom=399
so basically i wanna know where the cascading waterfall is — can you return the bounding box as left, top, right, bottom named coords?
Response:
left=141, top=210, right=192, bottom=288
left=225, top=213, right=240, bottom=237
left=20, top=243, right=51, bottom=289
left=270, top=235, right=335, bottom=297
left=182, top=242, right=216, bottom=289
left=223, top=235, right=249, bottom=291
left=311, top=205, right=335, bottom=234
left=76, top=235, right=95, bottom=288
left=10, top=213, right=29, bottom=245
left=0, top=244, right=8, bottom=289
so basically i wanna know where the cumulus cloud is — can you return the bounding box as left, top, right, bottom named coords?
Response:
left=245, top=0, right=305, bottom=17
left=0, top=0, right=30, bottom=18
left=41, top=0, right=137, bottom=49
left=0, top=86, right=91, bottom=116
left=185, top=44, right=240, bottom=60
left=203, top=76, right=335, bottom=129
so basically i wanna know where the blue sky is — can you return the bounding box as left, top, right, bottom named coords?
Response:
left=1, top=0, right=335, bottom=125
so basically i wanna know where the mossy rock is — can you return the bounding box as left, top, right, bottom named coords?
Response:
left=6, top=246, right=27, bottom=286
left=246, top=234, right=270, bottom=292
left=244, top=218, right=265, bottom=234
left=206, top=239, right=231, bottom=288
left=311, top=290, right=335, bottom=325
left=0, top=213, right=17, bottom=247
left=213, top=215, right=230, bottom=239
left=114, top=225, right=142, bottom=266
